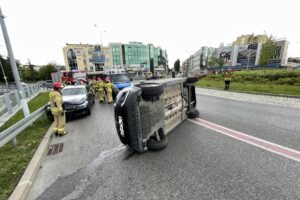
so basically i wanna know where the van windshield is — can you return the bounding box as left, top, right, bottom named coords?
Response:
left=110, top=74, right=130, bottom=83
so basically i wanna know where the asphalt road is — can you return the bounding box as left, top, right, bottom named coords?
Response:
left=28, top=93, right=300, bottom=200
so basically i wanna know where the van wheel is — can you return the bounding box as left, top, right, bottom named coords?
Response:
left=147, top=135, right=168, bottom=151
left=138, top=83, right=164, bottom=97
left=188, top=110, right=199, bottom=118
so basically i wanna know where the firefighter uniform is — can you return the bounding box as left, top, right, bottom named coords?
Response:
left=97, top=79, right=105, bottom=103
left=92, top=79, right=98, bottom=95
left=224, top=70, right=233, bottom=90
left=49, top=82, right=67, bottom=136
left=105, top=77, right=113, bottom=104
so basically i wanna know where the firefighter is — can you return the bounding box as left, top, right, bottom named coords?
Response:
left=97, top=77, right=105, bottom=103
left=92, top=77, right=98, bottom=95
left=224, top=69, right=233, bottom=90
left=49, top=82, right=67, bottom=136
left=105, top=76, right=114, bottom=104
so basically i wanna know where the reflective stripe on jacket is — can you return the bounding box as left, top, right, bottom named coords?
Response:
left=224, top=72, right=232, bottom=81
left=49, top=91, right=63, bottom=113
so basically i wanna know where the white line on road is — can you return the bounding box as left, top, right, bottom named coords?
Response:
left=189, top=118, right=300, bottom=163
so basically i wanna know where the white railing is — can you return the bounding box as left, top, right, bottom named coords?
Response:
left=0, top=83, right=50, bottom=126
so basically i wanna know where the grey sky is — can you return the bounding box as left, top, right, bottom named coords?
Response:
left=0, top=0, right=299, bottom=66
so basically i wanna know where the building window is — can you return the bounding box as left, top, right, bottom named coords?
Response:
left=67, top=49, right=78, bottom=70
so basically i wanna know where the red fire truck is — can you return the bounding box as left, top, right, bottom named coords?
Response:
left=51, top=70, right=87, bottom=84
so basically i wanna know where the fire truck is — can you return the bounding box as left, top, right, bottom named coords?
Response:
left=51, top=70, right=87, bottom=84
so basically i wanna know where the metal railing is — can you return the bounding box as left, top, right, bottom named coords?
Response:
left=0, top=104, right=47, bottom=148
left=0, top=83, right=50, bottom=122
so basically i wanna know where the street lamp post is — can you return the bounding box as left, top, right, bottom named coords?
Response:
left=0, top=6, right=30, bottom=117
left=94, top=25, right=106, bottom=46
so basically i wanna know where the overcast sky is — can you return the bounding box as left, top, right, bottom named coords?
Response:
left=0, top=0, right=299, bottom=66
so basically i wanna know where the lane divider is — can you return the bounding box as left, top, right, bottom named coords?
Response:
left=188, top=118, right=300, bottom=163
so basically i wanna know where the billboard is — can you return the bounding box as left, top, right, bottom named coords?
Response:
left=237, top=43, right=258, bottom=66
left=219, top=46, right=232, bottom=66
left=268, top=41, right=288, bottom=64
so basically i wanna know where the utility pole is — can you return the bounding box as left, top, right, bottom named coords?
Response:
left=0, top=6, right=30, bottom=117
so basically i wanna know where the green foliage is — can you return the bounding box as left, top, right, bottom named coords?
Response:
left=174, top=59, right=180, bottom=73
left=196, top=80, right=300, bottom=96
left=259, top=35, right=277, bottom=68
left=197, top=69, right=300, bottom=96
left=38, top=64, right=57, bottom=80
left=0, top=55, right=19, bottom=83
left=0, top=92, right=51, bottom=200
left=218, top=58, right=225, bottom=68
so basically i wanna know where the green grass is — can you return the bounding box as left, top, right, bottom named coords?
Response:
left=0, top=92, right=52, bottom=200
left=196, top=80, right=300, bottom=96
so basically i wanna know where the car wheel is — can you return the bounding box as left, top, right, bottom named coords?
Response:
left=186, top=76, right=199, bottom=83
left=86, top=108, right=91, bottom=115
left=138, top=83, right=164, bottom=97
left=188, top=109, right=199, bottom=119
left=147, top=135, right=168, bottom=151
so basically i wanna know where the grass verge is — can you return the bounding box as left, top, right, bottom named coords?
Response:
left=0, top=92, right=51, bottom=200
left=196, top=80, right=300, bottom=96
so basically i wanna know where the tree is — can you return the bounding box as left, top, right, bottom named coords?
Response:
left=208, top=50, right=219, bottom=68
left=38, top=63, right=57, bottom=80
left=218, top=58, right=225, bottom=68
left=174, top=59, right=180, bottom=73
left=0, top=55, right=14, bottom=83
left=259, top=35, right=277, bottom=70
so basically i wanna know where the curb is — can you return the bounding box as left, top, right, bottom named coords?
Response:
left=197, top=86, right=300, bottom=99
left=8, top=124, right=54, bottom=200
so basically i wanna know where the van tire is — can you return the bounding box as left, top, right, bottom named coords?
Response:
left=188, top=110, right=199, bottom=119
left=138, top=83, right=164, bottom=97
left=147, top=135, right=168, bottom=151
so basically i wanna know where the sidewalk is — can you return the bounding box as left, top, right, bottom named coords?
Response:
left=196, top=87, right=300, bottom=109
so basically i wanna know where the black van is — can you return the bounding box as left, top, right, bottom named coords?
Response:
left=114, top=77, right=199, bottom=152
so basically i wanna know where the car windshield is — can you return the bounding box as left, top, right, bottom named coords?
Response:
left=110, top=74, right=130, bottom=83
left=62, top=88, right=86, bottom=96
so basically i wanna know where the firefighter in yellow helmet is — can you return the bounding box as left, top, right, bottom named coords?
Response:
left=97, top=77, right=105, bottom=103
left=105, top=76, right=114, bottom=104
left=49, top=82, right=67, bottom=136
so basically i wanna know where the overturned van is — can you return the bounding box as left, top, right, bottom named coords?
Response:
left=114, top=77, right=199, bottom=152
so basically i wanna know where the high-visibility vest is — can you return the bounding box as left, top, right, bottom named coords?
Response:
left=97, top=81, right=105, bottom=91
left=49, top=91, right=63, bottom=113
left=224, top=72, right=232, bottom=81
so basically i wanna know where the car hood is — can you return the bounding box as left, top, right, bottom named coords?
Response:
left=63, top=95, right=86, bottom=105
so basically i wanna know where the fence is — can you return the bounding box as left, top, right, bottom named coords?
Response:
left=0, top=105, right=47, bottom=148
left=0, top=83, right=49, bottom=121
left=0, top=83, right=50, bottom=148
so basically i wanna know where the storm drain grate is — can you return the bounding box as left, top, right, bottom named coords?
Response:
left=47, top=143, right=64, bottom=156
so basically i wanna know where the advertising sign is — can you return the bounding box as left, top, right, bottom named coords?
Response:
left=219, top=46, right=232, bottom=66
left=237, top=43, right=258, bottom=66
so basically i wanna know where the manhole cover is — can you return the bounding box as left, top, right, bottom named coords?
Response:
left=47, top=143, right=64, bottom=156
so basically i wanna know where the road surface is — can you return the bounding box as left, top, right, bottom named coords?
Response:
left=28, top=90, right=300, bottom=200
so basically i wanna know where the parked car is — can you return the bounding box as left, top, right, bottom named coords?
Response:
left=114, top=77, right=199, bottom=152
left=46, top=85, right=94, bottom=121
left=109, top=73, right=133, bottom=100
left=40, top=80, right=53, bottom=88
